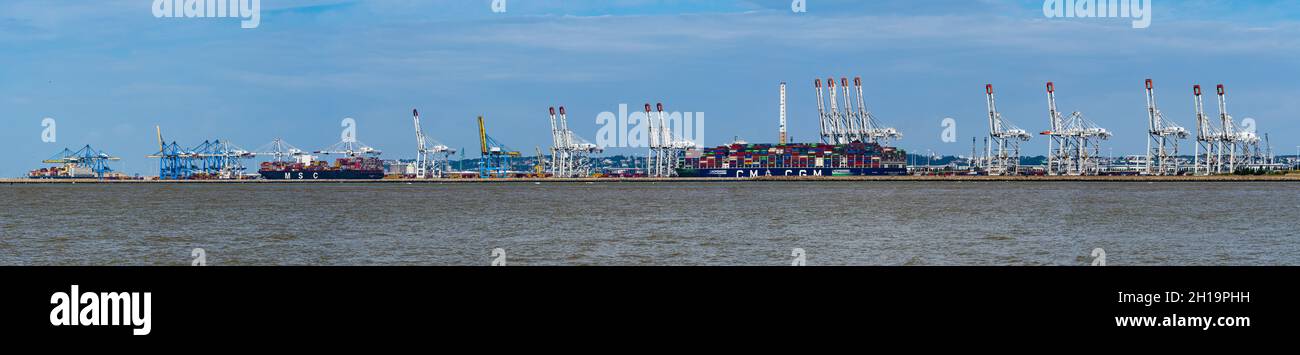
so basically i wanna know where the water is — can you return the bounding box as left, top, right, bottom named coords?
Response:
left=1, top=182, right=1297, bottom=266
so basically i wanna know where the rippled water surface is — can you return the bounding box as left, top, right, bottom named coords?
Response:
left=1, top=182, right=1297, bottom=265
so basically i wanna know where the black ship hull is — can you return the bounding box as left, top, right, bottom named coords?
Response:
left=676, top=167, right=907, bottom=178
left=258, top=170, right=384, bottom=180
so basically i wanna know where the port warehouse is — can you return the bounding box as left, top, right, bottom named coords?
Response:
left=25, top=77, right=1298, bottom=180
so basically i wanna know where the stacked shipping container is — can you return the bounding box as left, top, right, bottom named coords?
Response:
left=259, top=157, right=384, bottom=173
left=683, top=142, right=906, bottom=170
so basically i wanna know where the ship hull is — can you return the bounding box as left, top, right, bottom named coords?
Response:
left=28, top=176, right=91, bottom=180
left=259, top=170, right=384, bottom=180
left=676, top=167, right=906, bottom=178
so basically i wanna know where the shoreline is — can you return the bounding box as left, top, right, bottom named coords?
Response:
left=5, top=175, right=1300, bottom=184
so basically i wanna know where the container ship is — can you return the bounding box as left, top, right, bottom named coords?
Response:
left=259, top=155, right=384, bottom=180
left=676, top=141, right=907, bottom=178
left=29, top=166, right=97, bottom=179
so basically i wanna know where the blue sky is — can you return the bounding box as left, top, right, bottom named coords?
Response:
left=3, top=0, right=1299, bottom=176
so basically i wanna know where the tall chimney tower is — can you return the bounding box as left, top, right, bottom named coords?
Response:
left=779, top=82, right=787, bottom=144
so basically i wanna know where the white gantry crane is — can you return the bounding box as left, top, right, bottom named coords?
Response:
left=1191, top=84, right=1222, bottom=175
left=813, top=76, right=902, bottom=145
left=984, top=84, right=1031, bottom=175
left=1211, top=84, right=1263, bottom=170
left=547, top=106, right=602, bottom=178
left=646, top=103, right=666, bottom=177
left=548, top=106, right=566, bottom=177
left=1217, top=84, right=1239, bottom=173
left=252, top=138, right=305, bottom=162
left=412, top=108, right=456, bottom=178
left=814, top=78, right=843, bottom=144
left=1042, top=82, right=1111, bottom=176
left=645, top=103, right=694, bottom=177
left=1213, top=84, right=1261, bottom=172
left=316, top=137, right=380, bottom=157
left=1143, top=79, right=1188, bottom=175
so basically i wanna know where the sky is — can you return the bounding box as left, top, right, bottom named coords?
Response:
left=2, top=0, right=1299, bottom=177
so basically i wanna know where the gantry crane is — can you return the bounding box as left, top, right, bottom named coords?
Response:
left=1043, top=81, right=1072, bottom=175
left=412, top=108, right=456, bottom=178
left=315, top=140, right=379, bottom=157
left=1191, top=85, right=1221, bottom=175
left=1042, top=82, right=1110, bottom=175
left=1216, top=82, right=1248, bottom=171
left=477, top=115, right=520, bottom=178
left=1214, top=84, right=1261, bottom=172
left=147, top=126, right=189, bottom=179
left=1143, top=79, right=1188, bottom=175
left=645, top=103, right=695, bottom=177
left=147, top=126, right=252, bottom=179
left=548, top=107, right=566, bottom=177
left=533, top=146, right=548, bottom=177
left=984, top=84, right=1031, bottom=175
left=813, top=76, right=902, bottom=145
left=43, top=145, right=120, bottom=179
left=1217, top=84, right=1239, bottom=173
left=251, top=138, right=305, bottom=163
left=547, top=106, right=600, bottom=177
left=568, top=108, right=603, bottom=177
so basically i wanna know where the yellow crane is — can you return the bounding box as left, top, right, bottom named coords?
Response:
left=532, top=146, right=548, bottom=177
left=477, top=116, right=520, bottom=178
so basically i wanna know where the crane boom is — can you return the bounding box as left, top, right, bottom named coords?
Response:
left=1217, top=84, right=1236, bottom=172
left=413, top=109, right=428, bottom=178
left=478, top=116, right=488, bottom=155
left=413, top=109, right=426, bottom=151
left=156, top=125, right=165, bottom=152
left=854, top=77, right=869, bottom=141
left=814, top=79, right=827, bottom=144
left=839, top=77, right=856, bottom=142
